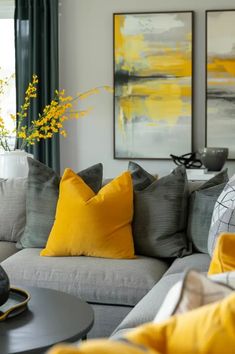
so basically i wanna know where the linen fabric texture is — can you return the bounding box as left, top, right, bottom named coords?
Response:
left=208, top=173, right=235, bottom=256
left=0, top=178, right=27, bottom=242
left=41, top=169, right=135, bottom=259
left=129, top=162, right=189, bottom=258
left=208, top=232, right=235, bottom=275
left=187, top=169, right=228, bottom=254
left=17, top=158, right=103, bottom=249
left=2, top=248, right=168, bottom=306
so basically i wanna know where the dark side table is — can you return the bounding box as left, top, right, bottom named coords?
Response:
left=0, top=286, right=94, bottom=354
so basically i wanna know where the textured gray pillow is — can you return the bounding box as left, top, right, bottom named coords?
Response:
left=17, top=158, right=103, bottom=249
left=129, top=163, right=190, bottom=258
left=128, top=161, right=156, bottom=191
left=0, top=178, right=27, bottom=242
left=187, top=169, right=228, bottom=254
left=208, top=174, right=235, bottom=256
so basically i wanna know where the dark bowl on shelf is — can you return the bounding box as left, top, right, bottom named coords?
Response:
left=199, top=147, right=229, bottom=171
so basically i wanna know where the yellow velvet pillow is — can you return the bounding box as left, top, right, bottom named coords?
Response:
left=208, top=232, right=235, bottom=275
left=126, top=292, right=235, bottom=354
left=49, top=292, right=235, bottom=354
left=41, top=169, right=135, bottom=259
left=48, top=341, right=158, bottom=354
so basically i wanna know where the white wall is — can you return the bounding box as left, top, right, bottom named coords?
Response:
left=59, top=0, right=235, bottom=178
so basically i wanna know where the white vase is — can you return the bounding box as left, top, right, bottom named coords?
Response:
left=0, top=150, right=33, bottom=179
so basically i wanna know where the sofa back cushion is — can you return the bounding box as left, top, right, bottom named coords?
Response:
left=187, top=169, right=228, bottom=254
left=0, top=178, right=27, bottom=242
left=129, top=162, right=190, bottom=258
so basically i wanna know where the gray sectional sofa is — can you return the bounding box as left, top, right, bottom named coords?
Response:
left=0, top=242, right=210, bottom=338
left=0, top=164, right=227, bottom=339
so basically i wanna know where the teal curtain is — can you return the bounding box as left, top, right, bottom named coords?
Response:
left=14, top=0, right=60, bottom=173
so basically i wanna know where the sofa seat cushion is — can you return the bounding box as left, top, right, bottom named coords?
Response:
left=112, top=273, right=182, bottom=337
left=1, top=249, right=169, bottom=306
left=163, top=253, right=210, bottom=277
left=0, top=241, right=18, bottom=263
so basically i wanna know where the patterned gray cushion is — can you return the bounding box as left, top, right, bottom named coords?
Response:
left=208, top=174, right=235, bottom=256
left=187, top=169, right=228, bottom=254
left=0, top=178, right=27, bottom=242
left=129, top=163, right=190, bottom=258
left=17, top=158, right=103, bottom=249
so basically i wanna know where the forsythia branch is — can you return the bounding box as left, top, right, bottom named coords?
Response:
left=0, top=73, right=112, bottom=151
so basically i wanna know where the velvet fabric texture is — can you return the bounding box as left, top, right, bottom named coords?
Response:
left=208, top=233, right=235, bottom=275
left=41, top=169, right=135, bottom=259
left=49, top=292, right=235, bottom=354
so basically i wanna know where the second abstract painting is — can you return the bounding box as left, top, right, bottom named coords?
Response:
left=114, top=11, right=193, bottom=159
left=206, top=10, right=235, bottom=159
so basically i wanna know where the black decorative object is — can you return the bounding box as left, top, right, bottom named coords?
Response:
left=0, top=287, right=31, bottom=321
left=0, top=266, right=31, bottom=321
left=170, top=152, right=202, bottom=169
left=0, top=265, right=10, bottom=306
left=199, top=147, right=229, bottom=171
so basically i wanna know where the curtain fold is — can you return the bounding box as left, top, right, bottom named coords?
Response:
left=14, top=0, right=60, bottom=173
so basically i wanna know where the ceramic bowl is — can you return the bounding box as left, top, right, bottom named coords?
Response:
left=199, top=147, right=229, bottom=171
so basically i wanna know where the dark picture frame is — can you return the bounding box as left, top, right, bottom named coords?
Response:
left=113, top=11, right=194, bottom=160
left=206, top=9, right=235, bottom=160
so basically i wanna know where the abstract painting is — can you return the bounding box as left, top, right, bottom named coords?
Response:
left=206, top=10, right=235, bottom=159
left=114, top=12, right=193, bottom=159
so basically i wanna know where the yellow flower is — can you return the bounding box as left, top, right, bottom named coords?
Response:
left=18, top=132, right=26, bottom=139
left=60, top=130, right=67, bottom=137
left=0, top=71, right=111, bottom=150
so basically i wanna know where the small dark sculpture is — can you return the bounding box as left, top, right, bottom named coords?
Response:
left=0, top=265, right=10, bottom=306
left=170, top=152, right=202, bottom=169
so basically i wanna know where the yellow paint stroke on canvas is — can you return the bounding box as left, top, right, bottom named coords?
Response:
left=115, top=15, right=145, bottom=70
left=130, top=81, right=191, bottom=98
left=115, top=15, right=191, bottom=78
left=208, top=58, right=235, bottom=78
left=118, top=80, right=191, bottom=129
left=115, top=15, right=192, bottom=132
left=145, top=51, right=191, bottom=77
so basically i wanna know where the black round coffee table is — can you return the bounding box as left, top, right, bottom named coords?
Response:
left=0, top=286, right=94, bottom=354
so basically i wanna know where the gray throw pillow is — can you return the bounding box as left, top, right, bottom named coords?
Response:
left=187, top=169, right=228, bottom=254
left=129, top=163, right=190, bottom=258
left=17, top=158, right=103, bottom=249
left=0, top=178, right=27, bottom=242
left=128, top=161, right=156, bottom=191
